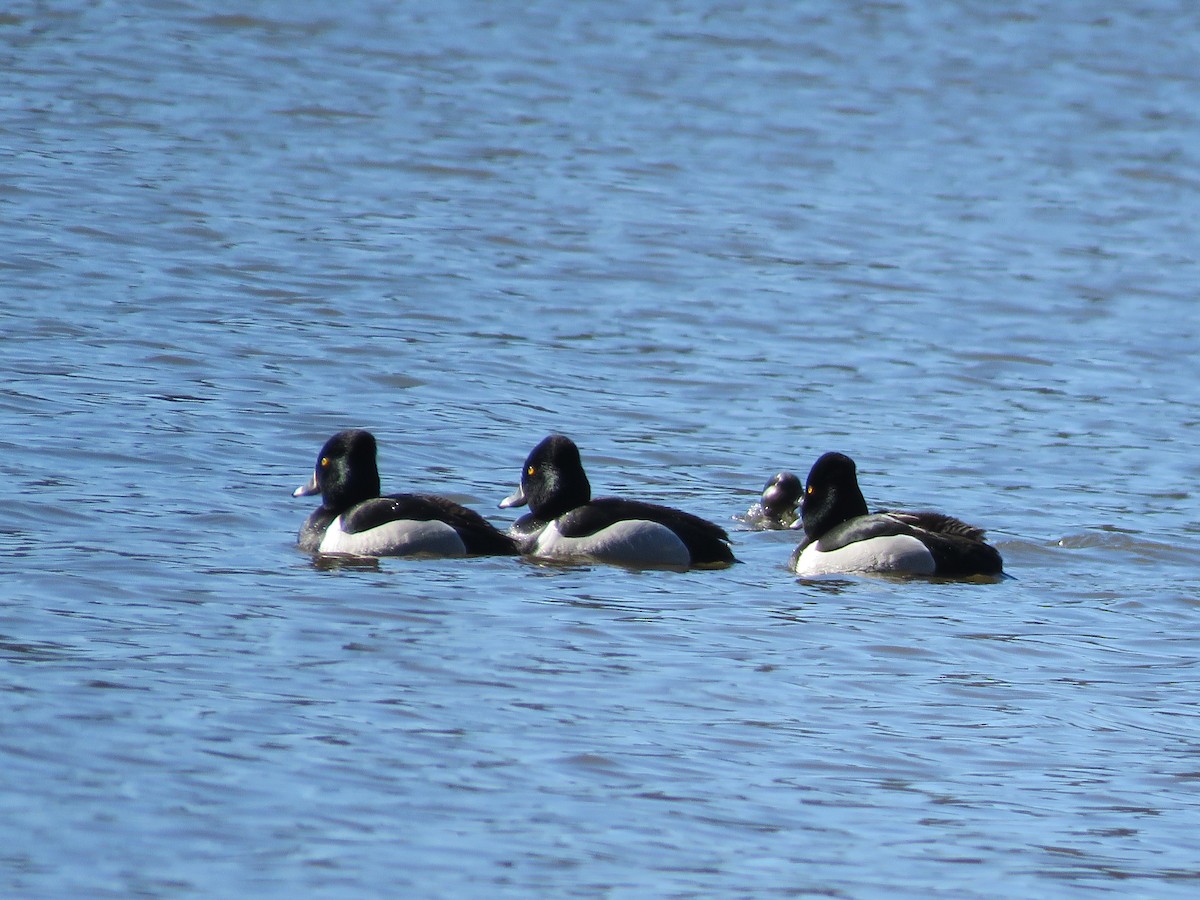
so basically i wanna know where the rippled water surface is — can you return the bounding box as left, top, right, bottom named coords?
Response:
left=4, top=1, right=1200, bottom=896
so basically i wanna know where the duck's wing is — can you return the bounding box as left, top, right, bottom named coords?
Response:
left=810, top=513, right=914, bottom=552
left=341, top=494, right=517, bottom=555
left=883, top=510, right=988, bottom=541
left=882, top=510, right=1002, bottom=576
left=559, top=498, right=736, bottom=565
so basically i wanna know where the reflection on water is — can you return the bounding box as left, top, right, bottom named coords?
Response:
left=3, top=0, right=1200, bottom=896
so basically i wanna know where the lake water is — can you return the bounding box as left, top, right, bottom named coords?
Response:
left=3, top=0, right=1200, bottom=896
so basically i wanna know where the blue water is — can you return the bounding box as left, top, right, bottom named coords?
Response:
left=4, top=1, right=1200, bottom=896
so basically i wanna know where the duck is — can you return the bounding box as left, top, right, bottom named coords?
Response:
left=788, top=451, right=1003, bottom=578
left=498, top=434, right=735, bottom=568
left=293, top=429, right=517, bottom=558
left=745, top=471, right=803, bottom=529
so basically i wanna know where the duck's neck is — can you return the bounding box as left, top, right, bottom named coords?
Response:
left=804, top=484, right=868, bottom=536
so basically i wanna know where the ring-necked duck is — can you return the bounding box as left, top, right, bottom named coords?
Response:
left=294, top=430, right=517, bottom=558
left=499, top=434, right=735, bottom=569
left=789, top=452, right=1003, bottom=578
left=744, top=471, right=803, bottom=529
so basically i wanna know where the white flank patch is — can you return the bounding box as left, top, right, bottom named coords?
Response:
left=534, top=520, right=691, bottom=568
left=791, top=533, right=936, bottom=576
left=319, top=517, right=468, bottom=557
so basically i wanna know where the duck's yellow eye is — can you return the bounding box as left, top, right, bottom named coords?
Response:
left=527, top=465, right=536, bottom=476
left=320, top=456, right=330, bottom=468
left=806, top=485, right=814, bottom=495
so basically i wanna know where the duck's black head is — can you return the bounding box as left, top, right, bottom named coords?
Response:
left=293, top=429, right=381, bottom=512
left=499, top=433, right=591, bottom=520
left=760, top=471, right=802, bottom=525
left=801, top=452, right=869, bottom=537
